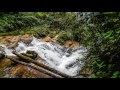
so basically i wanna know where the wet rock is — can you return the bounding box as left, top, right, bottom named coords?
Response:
left=22, top=69, right=52, bottom=78
left=42, top=36, right=51, bottom=42
left=51, top=35, right=59, bottom=43
left=21, top=50, right=38, bottom=59
left=0, top=36, right=10, bottom=45
left=11, top=65, right=28, bottom=77
left=10, top=64, right=52, bottom=78
left=0, top=58, right=12, bottom=68
left=22, top=71, right=39, bottom=78
left=70, top=42, right=80, bottom=49
left=64, top=40, right=80, bottom=49
left=0, top=58, right=12, bottom=78
left=8, top=36, right=21, bottom=49
left=21, top=34, right=32, bottom=44
left=64, top=41, right=73, bottom=48
left=0, top=36, right=20, bottom=48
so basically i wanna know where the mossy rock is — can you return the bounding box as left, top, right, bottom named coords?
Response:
left=26, top=50, right=38, bottom=59
left=21, top=50, right=38, bottom=60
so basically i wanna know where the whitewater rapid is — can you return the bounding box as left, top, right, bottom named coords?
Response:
left=0, top=37, right=87, bottom=76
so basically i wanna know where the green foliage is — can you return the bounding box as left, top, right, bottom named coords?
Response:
left=58, top=31, right=73, bottom=44
left=35, top=29, right=50, bottom=37
left=111, top=71, right=120, bottom=78
left=0, top=12, right=40, bottom=33
left=0, top=26, right=50, bottom=36
left=49, top=30, right=59, bottom=38
left=88, top=74, right=97, bottom=78
left=92, top=58, right=106, bottom=70
left=83, top=12, right=120, bottom=78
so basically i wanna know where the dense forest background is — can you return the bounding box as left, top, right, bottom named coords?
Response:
left=0, top=12, right=120, bottom=78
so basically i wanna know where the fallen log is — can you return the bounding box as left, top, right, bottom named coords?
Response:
left=7, top=56, right=63, bottom=78
left=21, top=53, right=34, bottom=59
left=12, top=51, right=72, bottom=78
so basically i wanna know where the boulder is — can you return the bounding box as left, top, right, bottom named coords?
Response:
left=20, top=50, right=38, bottom=62
left=11, top=65, right=28, bottom=77
left=22, top=69, right=52, bottom=78
left=10, top=64, right=52, bottom=78
left=42, top=36, right=51, bottom=42
left=51, top=35, right=59, bottom=43
left=0, top=58, right=12, bottom=68
left=0, top=58, right=16, bottom=78
left=70, top=42, right=79, bottom=49
left=8, top=36, right=21, bottom=49
left=20, top=35, right=32, bottom=44
left=26, top=50, right=38, bottom=59
left=64, top=40, right=80, bottom=49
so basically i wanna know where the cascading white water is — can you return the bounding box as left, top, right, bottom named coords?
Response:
left=0, top=37, right=87, bottom=76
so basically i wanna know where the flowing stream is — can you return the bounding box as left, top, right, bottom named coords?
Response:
left=0, top=37, right=87, bottom=76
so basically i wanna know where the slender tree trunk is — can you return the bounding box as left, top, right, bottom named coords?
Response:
left=7, top=56, right=63, bottom=78
left=12, top=51, right=72, bottom=78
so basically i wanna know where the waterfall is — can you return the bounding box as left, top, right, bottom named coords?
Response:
left=0, top=37, right=87, bottom=76
left=74, top=12, right=94, bottom=24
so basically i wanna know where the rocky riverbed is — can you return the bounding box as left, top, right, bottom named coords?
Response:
left=0, top=35, right=91, bottom=78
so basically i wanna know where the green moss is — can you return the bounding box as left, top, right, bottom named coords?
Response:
left=88, top=74, right=97, bottom=78
left=49, top=31, right=58, bottom=38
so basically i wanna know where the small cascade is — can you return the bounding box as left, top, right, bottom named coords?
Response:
left=0, top=37, right=87, bottom=76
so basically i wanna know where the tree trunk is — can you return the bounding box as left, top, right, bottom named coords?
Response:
left=7, top=56, right=63, bottom=78
left=12, top=51, right=72, bottom=78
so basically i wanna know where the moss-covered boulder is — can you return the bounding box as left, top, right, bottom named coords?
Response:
left=21, top=50, right=38, bottom=59
left=20, top=35, right=32, bottom=44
